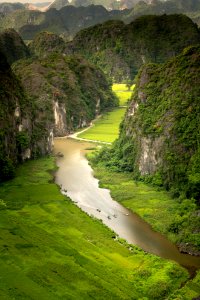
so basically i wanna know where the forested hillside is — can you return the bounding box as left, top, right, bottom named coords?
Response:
left=68, top=14, right=200, bottom=81
left=13, top=53, right=117, bottom=135
left=0, top=29, right=116, bottom=180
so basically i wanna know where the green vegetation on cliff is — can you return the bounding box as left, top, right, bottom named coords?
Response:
left=0, top=29, right=116, bottom=181
left=0, top=50, right=29, bottom=182
left=1, top=0, right=200, bottom=42
left=69, top=14, right=200, bottom=81
left=0, top=156, right=193, bottom=300
left=13, top=51, right=117, bottom=135
left=29, top=31, right=66, bottom=57
left=91, top=45, right=200, bottom=253
left=0, top=5, right=127, bottom=41
left=97, top=45, right=200, bottom=197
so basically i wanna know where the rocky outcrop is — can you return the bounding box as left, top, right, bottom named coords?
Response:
left=53, top=100, right=67, bottom=136
left=0, top=50, right=53, bottom=181
left=137, top=136, right=164, bottom=175
left=13, top=51, right=117, bottom=138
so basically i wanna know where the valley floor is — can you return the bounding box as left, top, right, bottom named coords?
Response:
left=0, top=82, right=199, bottom=299
left=77, top=84, right=133, bottom=143
left=0, top=156, right=198, bottom=299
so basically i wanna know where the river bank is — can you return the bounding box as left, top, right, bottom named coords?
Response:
left=53, top=137, right=200, bottom=298
left=0, top=155, right=194, bottom=299
left=88, top=155, right=200, bottom=258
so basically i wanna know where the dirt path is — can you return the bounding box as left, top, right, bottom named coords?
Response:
left=68, top=117, right=112, bottom=145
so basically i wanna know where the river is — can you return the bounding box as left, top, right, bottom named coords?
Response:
left=54, top=137, right=200, bottom=272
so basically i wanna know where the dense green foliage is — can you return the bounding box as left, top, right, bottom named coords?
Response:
left=29, top=31, right=66, bottom=57
left=0, top=28, right=30, bottom=64
left=96, top=45, right=200, bottom=201
left=89, top=158, right=200, bottom=255
left=123, top=0, right=200, bottom=26
left=0, top=155, right=195, bottom=299
left=13, top=52, right=117, bottom=134
left=0, top=51, right=27, bottom=181
left=0, top=28, right=117, bottom=182
left=69, top=14, right=200, bottom=81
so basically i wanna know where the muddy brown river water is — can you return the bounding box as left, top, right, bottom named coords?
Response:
left=54, top=138, right=200, bottom=272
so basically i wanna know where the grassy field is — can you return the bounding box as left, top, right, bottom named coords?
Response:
left=0, top=157, right=190, bottom=299
left=77, top=84, right=134, bottom=143
left=88, top=160, right=200, bottom=299
left=112, top=83, right=135, bottom=106
left=78, top=107, right=126, bottom=143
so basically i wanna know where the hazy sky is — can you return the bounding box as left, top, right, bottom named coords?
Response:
left=0, top=0, right=53, bottom=3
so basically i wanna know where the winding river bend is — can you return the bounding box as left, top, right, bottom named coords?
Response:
left=54, top=138, right=200, bottom=271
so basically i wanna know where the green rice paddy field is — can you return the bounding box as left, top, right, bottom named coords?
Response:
left=112, top=84, right=135, bottom=106
left=78, top=107, right=126, bottom=143
left=78, top=84, right=134, bottom=143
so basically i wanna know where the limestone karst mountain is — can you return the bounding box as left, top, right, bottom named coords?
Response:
left=68, top=14, right=200, bottom=81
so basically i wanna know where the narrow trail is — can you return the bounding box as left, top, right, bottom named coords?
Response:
left=69, top=104, right=127, bottom=145
left=69, top=120, right=112, bottom=145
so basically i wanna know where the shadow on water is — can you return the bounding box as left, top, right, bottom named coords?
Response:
left=54, top=138, right=200, bottom=276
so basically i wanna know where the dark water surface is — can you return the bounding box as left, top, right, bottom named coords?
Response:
left=54, top=138, right=200, bottom=271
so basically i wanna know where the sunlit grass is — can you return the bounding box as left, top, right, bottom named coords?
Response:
left=0, top=157, right=189, bottom=299
left=89, top=162, right=200, bottom=299
left=112, top=83, right=135, bottom=106
left=78, top=107, right=126, bottom=143
left=77, top=84, right=135, bottom=143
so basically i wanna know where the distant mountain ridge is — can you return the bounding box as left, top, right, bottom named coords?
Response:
left=0, top=5, right=129, bottom=40
left=49, top=0, right=200, bottom=12
left=1, top=0, right=200, bottom=41
left=0, top=2, right=25, bottom=15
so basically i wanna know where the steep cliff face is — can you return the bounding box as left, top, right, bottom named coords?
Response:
left=109, top=45, right=200, bottom=199
left=0, top=51, right=53, bottom=181
left=13, top=52, right=117, bottom=136
left=0, top=29, right=116, bottom=181
left=68, top=14, right=200, bottom=81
